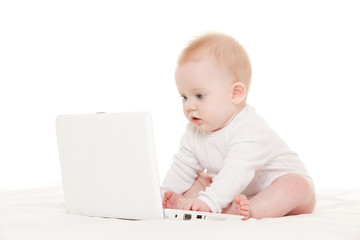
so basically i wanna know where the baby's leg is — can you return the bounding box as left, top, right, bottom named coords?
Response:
left=182, top=172, right=212, bottom=198
left=163, top=172, right=314, bottom=220
left=247, top=173, right=315, bottom=219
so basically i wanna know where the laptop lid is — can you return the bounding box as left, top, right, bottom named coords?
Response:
left=56, top=112, right=164, bottom=220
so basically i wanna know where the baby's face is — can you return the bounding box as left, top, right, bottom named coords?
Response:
left=175, top=57, right=239, bottom=132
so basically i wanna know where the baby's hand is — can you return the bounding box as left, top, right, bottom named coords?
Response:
left=163, top=192, right=211, bottom=212
left=190, top=199, right=211, bottom=212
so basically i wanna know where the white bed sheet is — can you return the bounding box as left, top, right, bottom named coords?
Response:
left=1, top=186, right=359, bottom=240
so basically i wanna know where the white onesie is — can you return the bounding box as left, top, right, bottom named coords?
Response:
left=161, top=105, right=312, bottom=213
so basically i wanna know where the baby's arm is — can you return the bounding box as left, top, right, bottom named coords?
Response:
left=161, top=127, right=203, bottom=196
left=198, top=135, right=272, bottom=213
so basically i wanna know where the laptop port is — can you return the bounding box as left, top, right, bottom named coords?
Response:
left=196, top=215, right=202, bottom=219
left=183, top=214, right=192, bottom=220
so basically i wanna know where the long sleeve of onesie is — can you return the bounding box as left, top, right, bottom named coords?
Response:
left=197, top=125, right=273, bottom=213
left=161, top=125, right=204, bottom=196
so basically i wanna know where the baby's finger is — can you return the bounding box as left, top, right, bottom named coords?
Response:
left=182, top=199, right=193, bottom=210
left=191, top=202, right=200, bottom=211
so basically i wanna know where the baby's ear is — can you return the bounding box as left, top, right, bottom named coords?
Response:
left=231, top=82, right=246, bottom=104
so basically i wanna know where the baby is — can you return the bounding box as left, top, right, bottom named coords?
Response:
left=161, top=33, right=315, bottom=220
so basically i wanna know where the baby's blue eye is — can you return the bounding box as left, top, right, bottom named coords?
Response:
left=181, top=96, right=188, bottom=101
left=196, top=94, right=204, bottom=99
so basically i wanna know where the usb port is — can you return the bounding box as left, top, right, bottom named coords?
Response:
left=183, top=214, right=192, bottom=220
left=196, top=215, right=202, bottom=219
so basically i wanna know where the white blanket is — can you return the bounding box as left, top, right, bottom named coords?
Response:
left=1, top=186, right=359, bottom=240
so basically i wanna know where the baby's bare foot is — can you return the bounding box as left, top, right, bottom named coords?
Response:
left=223, top=194, right=250, bottom=220
left=234, top=194, right=250, bottom=220
left=163, top=191, right=182, bottom=209
left=163, top=191, right=196, bottom=210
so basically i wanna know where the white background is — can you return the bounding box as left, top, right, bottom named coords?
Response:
left=1, top=0, right=359, bottom=189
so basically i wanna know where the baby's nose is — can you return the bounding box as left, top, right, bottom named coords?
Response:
left=185, top=100, right=197, bottom=111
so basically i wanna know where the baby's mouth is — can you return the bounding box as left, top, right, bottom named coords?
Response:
left=191, top=116, right=202, bottom=124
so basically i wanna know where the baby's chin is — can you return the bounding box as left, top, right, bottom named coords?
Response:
left=190, top=122, right=221, bottom=133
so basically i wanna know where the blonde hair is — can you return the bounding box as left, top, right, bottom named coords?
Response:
left=177, top=33, right=252, bottom=89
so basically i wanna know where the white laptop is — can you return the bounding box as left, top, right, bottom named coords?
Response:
left=56, top=112, right=243, bottom=221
